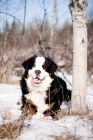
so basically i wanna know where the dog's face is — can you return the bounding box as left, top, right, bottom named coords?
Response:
left=22, top=55, right=58, bottom=88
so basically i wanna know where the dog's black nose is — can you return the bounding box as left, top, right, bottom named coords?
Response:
left=35, top=70, right=41, bottom=75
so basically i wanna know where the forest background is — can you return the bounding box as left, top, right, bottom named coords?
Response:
left=0, top=0, right=93, bottom=83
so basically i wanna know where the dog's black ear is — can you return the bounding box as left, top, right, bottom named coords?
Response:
left=22, top=55, right=37, bottom=70
left=46, top=57, right=58, bottom=74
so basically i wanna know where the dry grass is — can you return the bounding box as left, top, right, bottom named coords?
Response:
left=55, top=109, right=69, bottom=120
left=4, top=79, right=20, bottom=85
left=51, top=135, right=82, bottom=140
left=0, top=109, right=68, bottom=139
left=0, top=108, right=34, bottom=140
left=0, top=108, right=26, bottom=139
left=0, top=108, right=93, bottom=139
left=0, top=118, right=24, bottom=139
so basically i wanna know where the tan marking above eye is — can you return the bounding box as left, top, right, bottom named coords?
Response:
left=49, top=73, right=51, bottom=76
left=42, top=63, right=45, bottom=66
left=27, top=74, right=30, bottom=78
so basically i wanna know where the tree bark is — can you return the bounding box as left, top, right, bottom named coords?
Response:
left=50, top=0, right=57, bottom=46
left=69, top=0, right=88, bottom=113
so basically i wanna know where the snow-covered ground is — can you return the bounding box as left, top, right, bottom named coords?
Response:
left=0, top=74, right=93, bottom=140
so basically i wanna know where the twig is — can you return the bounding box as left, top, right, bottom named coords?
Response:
left=0, top=12, right=23, bottom=27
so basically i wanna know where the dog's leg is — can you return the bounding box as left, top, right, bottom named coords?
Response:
left=22, top=99, right=37, bottom=116
left=44, top=102, right=55, bottom=116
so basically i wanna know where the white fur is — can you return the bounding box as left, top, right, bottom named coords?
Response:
left=25, top=56, right=53, bottom=113
left=25, top=92, right=49, bottom=113
left=26, top=56, right=53, bottom=92
left=28, top=56, right=47, bottom=80
left=26, top=73, right=53, bottom=92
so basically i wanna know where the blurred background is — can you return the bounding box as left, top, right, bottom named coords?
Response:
left=0, top=0, right=93, bottom=84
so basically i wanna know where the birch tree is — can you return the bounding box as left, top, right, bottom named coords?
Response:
left=69, top=0, right=88, bottom=113
left=50, top=0, right=57, bottom=46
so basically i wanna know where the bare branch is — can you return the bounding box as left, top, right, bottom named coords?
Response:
left=0, top=12, right=23, bottom=27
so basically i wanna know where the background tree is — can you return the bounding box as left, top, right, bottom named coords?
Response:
left=69, top=0, right=88, bottom=113
left=50, top=0, right=57, bottom=46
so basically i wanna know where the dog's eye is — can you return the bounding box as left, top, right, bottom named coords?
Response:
left=33, top=63, right=36, bottom=67
left=42, top=64, right=47, bottom=69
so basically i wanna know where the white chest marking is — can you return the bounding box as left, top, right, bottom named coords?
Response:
left=25, top=92, right=48, bottom=113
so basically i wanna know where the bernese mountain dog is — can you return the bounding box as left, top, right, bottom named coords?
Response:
left=20, top=55, right=71, bottom=118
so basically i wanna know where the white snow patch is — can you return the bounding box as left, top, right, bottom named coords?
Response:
left=0, top=84, right=22, bottom=123
left=0, top=74, right=93, bottom=140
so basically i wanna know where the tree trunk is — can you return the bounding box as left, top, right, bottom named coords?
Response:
left=69, top=0, right=88, bottom=114
left=50, top=0, right=57, bottom=46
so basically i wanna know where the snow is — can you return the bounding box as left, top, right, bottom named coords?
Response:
left=86, top=86, right=93, bottom=110
left=0, top=84, right=22, bottom=122
left=0, top=74, right=93, bottom=140
left=18, top=116, right=93, bottom=140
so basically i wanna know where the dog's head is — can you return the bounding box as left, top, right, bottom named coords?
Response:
left=22, top=55, right=58, bottom=87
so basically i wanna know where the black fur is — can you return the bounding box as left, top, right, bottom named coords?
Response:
left=44, top=75, right=71, bottom=117
left=20, top=55, right=71, bottom=118
left=22, top=55, right=37, bottom=70
left=44, top=57, right=58, bottom=76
